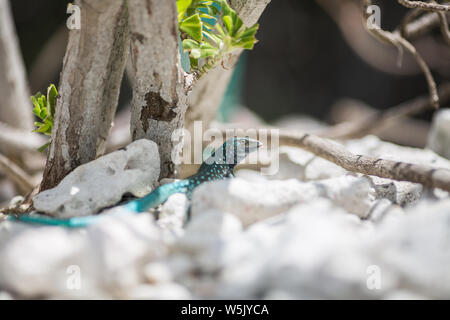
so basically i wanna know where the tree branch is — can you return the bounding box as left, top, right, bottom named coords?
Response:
left=321, top=82, right=450, bottom=140
left=363, top=0, right=440, bottom=109
left=278, top=131, right=450, bottom=193
left=0, top=121, right=46, bottom=155
left=0, top=0, right=34, bottom=156
left=398, top=0, right=450, bottom=12
left=0, top=152, right=35, bottom=194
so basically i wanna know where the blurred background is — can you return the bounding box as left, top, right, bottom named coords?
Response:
left=10, top=0, right=450, bottom=123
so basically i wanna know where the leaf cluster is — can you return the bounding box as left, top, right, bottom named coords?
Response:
left=31, top=84, right=58, bottom=152
left=177, top=0, right=259, bottom=71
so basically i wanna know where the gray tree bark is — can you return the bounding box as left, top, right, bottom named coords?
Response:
left=129, top=0, right=271, bottom=180
left=0, top=0, right=34, bottom=156
left=128, top=0, right=188, bottom=179
left=40, top=0, right=130, bottom=191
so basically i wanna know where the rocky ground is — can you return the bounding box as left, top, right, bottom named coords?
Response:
left=0, top=110, right=449, bottom=300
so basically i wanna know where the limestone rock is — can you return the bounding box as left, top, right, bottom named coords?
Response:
left=427, top=109, right=450, bottom=160
left=33, top=139, right=160, bottom=218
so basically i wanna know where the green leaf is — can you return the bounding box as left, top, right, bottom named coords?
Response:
left=190, top=57, right=199, bottom=69
left=179, top=13, right=203, bottom=42
left=182, top=38, right=200, bottom=50
left=197, top=42, right=219, bottom=58
left=37, top=142, right=51, bottom=152
left=31, top=96, right=42, bottom=118
left=223, top=15, right=233, bottom=35
left=47, top=84, right=58, bottom=117
left=177, top=0, right=192, bottom=21
left=190, top=48, right=202, bottom=59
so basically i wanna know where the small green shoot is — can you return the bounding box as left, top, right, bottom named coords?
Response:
left=31, top=84, right=58, bottom=152
left=177, top=0, right=259, bottom=76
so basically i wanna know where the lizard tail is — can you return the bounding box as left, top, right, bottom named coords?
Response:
left=8, top=180, right=190, bottom=228
left=124, top=179, right=189, bottom=212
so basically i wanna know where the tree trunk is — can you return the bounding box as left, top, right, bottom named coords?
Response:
left=128, top=0, right=188, bottom=179
left=0, top=0, right=34, bottom=156
left=40, top=0, right=130, bottom=191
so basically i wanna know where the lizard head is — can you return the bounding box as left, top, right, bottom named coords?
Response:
left=223, top=137, right=263, bottom=165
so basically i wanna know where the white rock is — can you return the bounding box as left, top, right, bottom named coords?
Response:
left=347, top=135, right=450, bottom=170
left=192, top=175, right=377, bottom=225
left=216, top=200, right=380, bottom=299
left=126, top=283, right=191, bottom=299
left=370, top=199, right=450, bottom=298
left=86, top=211, right=164, bottom=290
left=144, top=262, right=173, bottom=284
left=191, top=178, right=318, bottom=227
left=157, top=193, right=188, bottom=242
left=176, top=210, right=243, bottom=272
left=0, top=208, right=165, bottom=298
left=368, top=176, right=422, bottom=207
left=0, top=224, right=93, bottom=297
left=313, top=175, right=376, bottom=218
left=270, top=146, right=346, bottom=181
left=427, top=109, right=450, bottom=160
left=33, top=139, right=160, bottom=218
left=0, top=291, right=13, bottom=300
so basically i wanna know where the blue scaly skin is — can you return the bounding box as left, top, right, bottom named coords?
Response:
left=9, top=137, right=262, bottom=228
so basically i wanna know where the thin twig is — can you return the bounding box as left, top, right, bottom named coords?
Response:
left=0, top=121, right=45, bottom=155
left=363, top=0, right=440, bottom=108
left=0, top=152, right=35, bottom=194
left=399, top=9, right=436, bottom=39
left=278, top=131, right=450, bottom=193
left=398, top=0, right=450, bottom=12
left=321, top=83, right=450, bottom=139
left=436, top=6, right=450, bottom=44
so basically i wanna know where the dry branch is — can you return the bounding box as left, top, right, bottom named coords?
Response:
left=0, top=0, right=34, bottom=156
left=436, top=7, right=450, bottom=44
left=321, top=83, right=450, bottom=140
left=0, top=152, right=35, bottom=194
left=212, top=128, right=450, bottom=192
left=0, top=121, right=46, bottom=155
left=327, top=99, right=430, bottom=147
left=398, top=0, right=450, bottom=12
left=363, top=0, right=440, bottom=109
left=279, top=132, right=450, bottom=193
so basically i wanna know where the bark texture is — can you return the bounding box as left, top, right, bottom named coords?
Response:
left=128, top=0, right=188, bottom=179
left=0, top=0, right=34, bottom=155
left=40, top=0, right=130, bottom=191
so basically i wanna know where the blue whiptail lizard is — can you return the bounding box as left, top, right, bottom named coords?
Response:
left=9, top=137, right=262, bottom=228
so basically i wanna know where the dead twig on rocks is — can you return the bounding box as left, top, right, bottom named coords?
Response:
left=278, top=131, right=450, bottom=193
